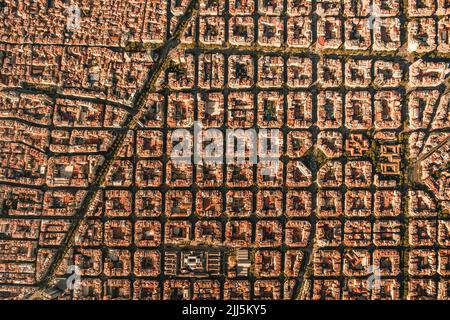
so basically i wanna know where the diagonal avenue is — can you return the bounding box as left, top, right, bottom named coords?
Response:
left=27, top=0, right=200, bottom=298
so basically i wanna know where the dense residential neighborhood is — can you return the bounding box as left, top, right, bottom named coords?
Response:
left=0, top=0, right=449, bottom=301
